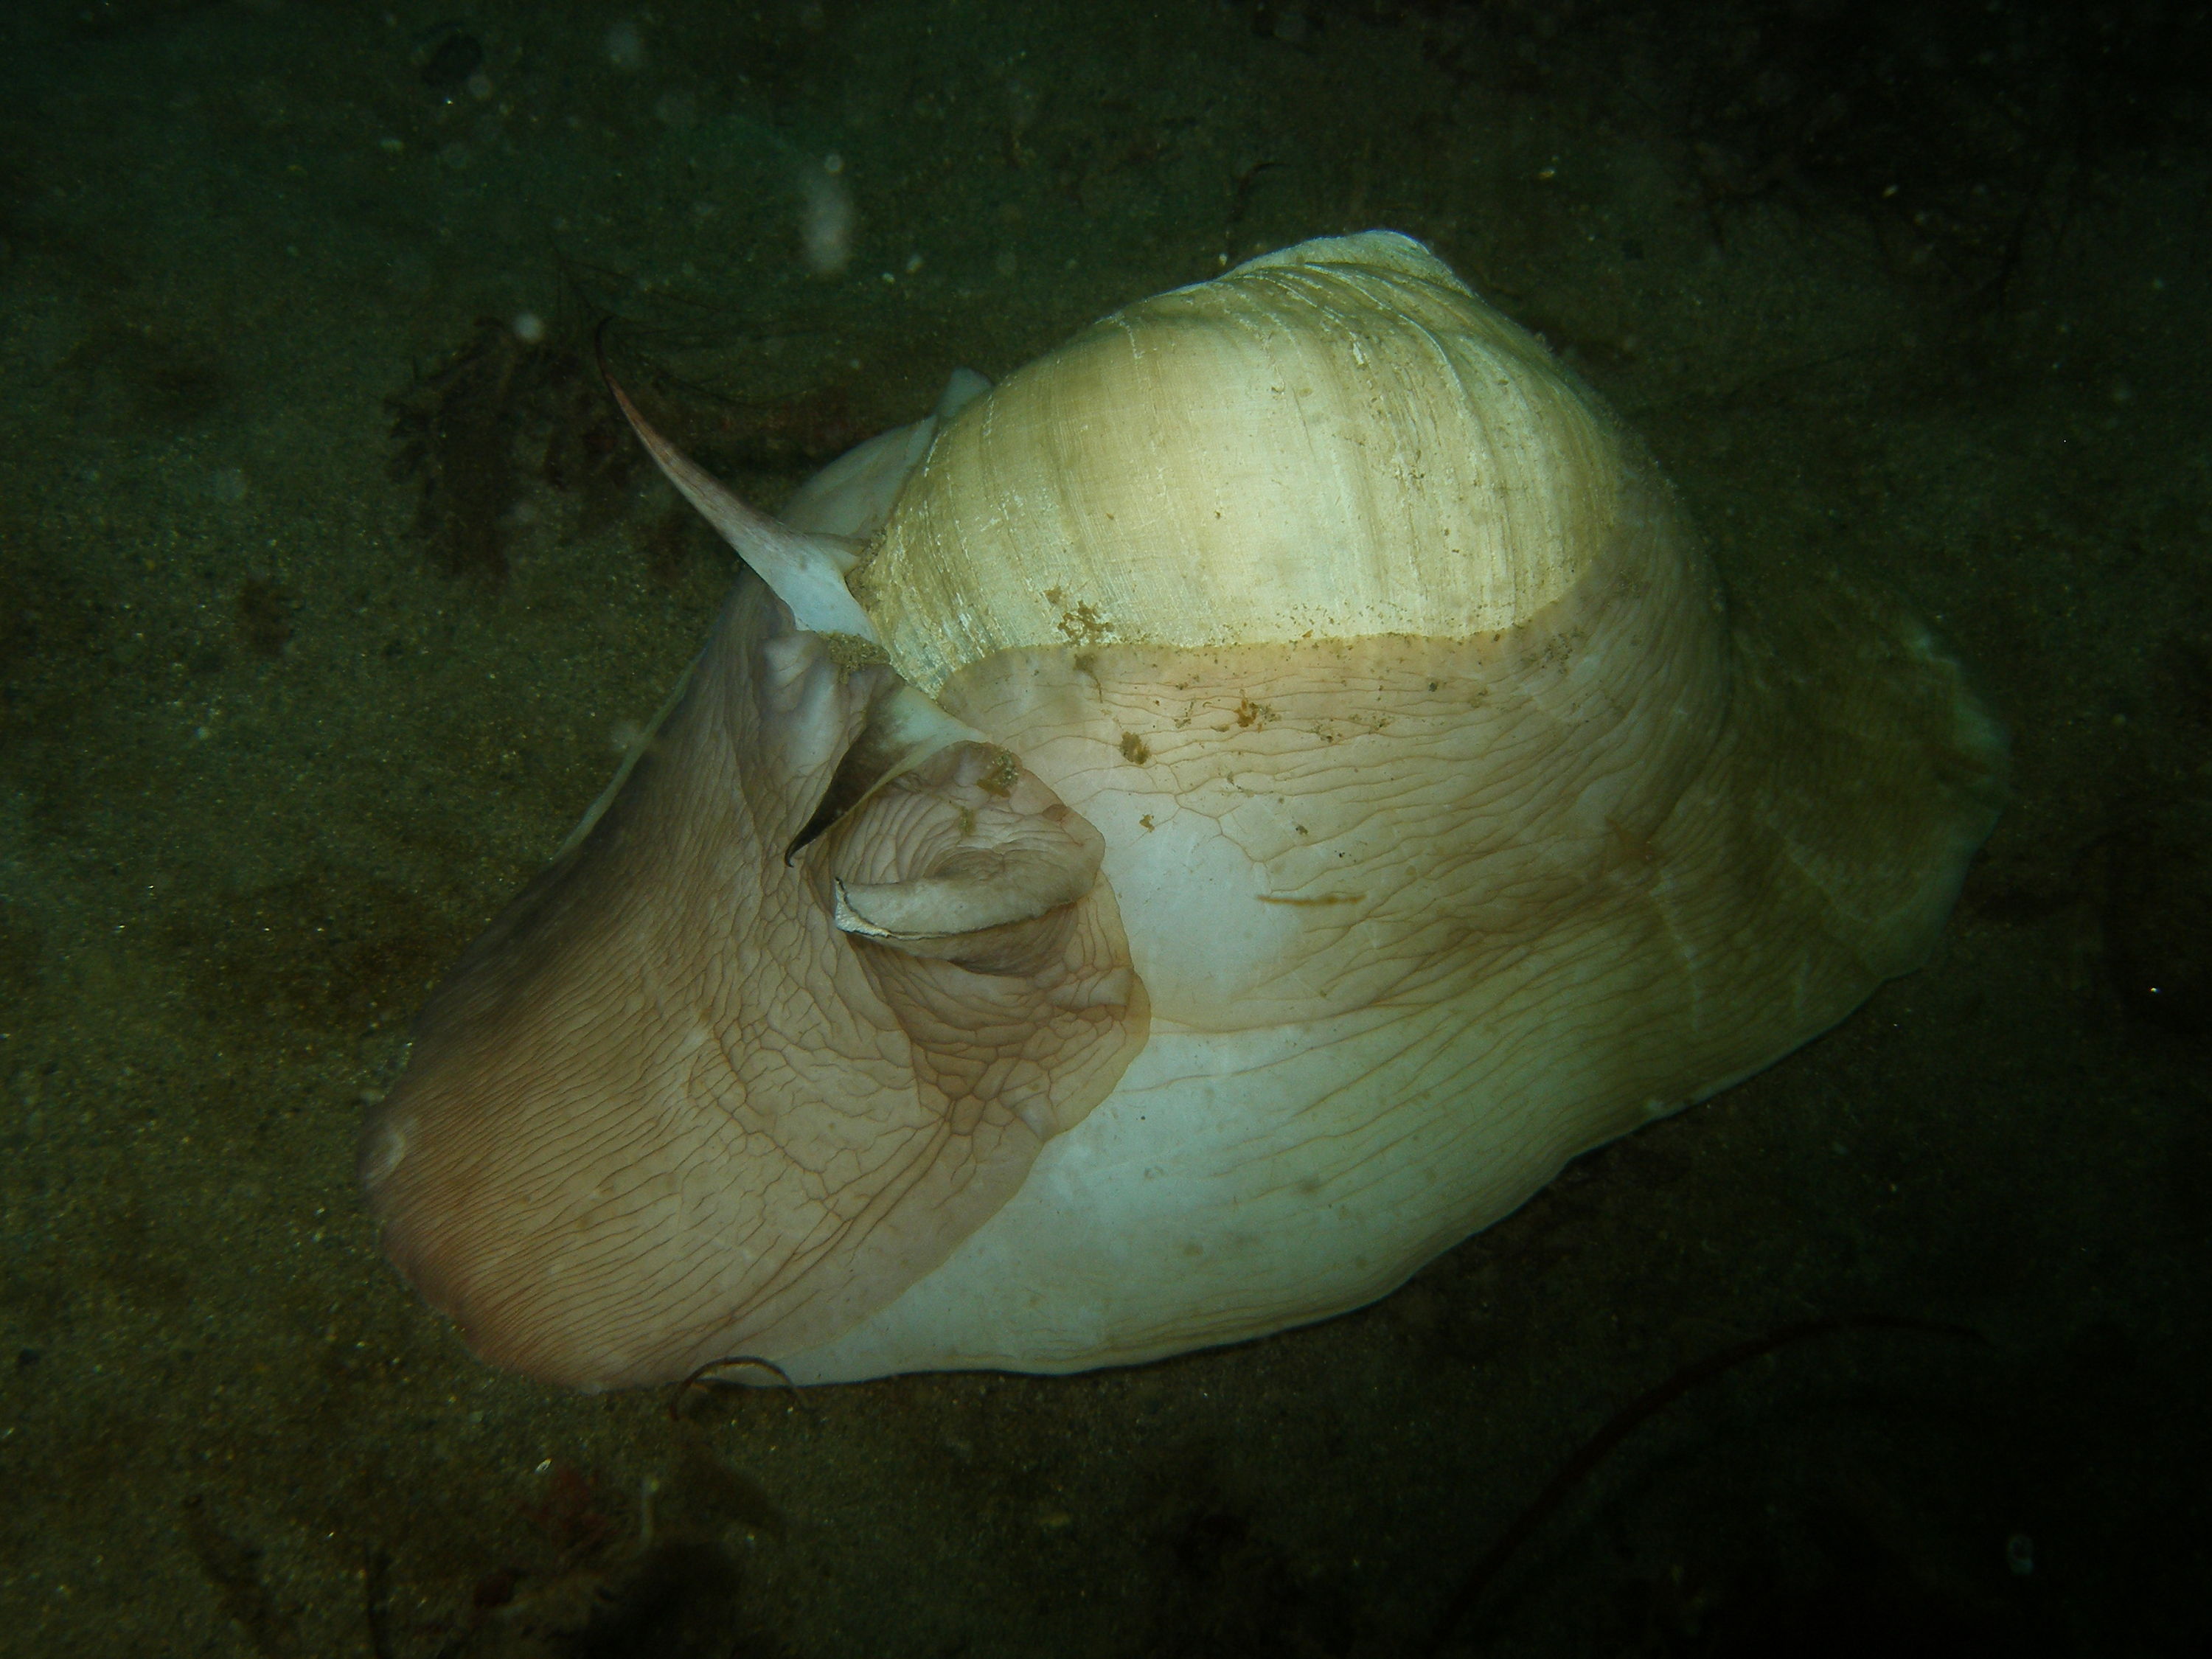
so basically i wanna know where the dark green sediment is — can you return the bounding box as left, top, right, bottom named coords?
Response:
left=0, top=2, right=2205, bottom=1653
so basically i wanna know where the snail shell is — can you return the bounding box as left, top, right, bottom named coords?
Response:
left=361, top=232, right=2005, bottom=1388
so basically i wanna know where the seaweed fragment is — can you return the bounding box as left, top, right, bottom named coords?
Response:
left=181, top=1495, right=302, bottom=1658
left=372, top=1439, right=787, bottom=1658
left=386, top=321, right=530, bottom=588
left=386, top=313, right=644, bottom=589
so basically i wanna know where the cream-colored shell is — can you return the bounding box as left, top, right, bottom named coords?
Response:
left=856, top=233, right=1636, bottom=694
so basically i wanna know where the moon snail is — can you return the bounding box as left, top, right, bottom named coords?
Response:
left=358, top=232, right=2006, bottom=1390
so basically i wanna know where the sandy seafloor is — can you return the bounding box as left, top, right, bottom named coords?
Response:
left=0, top=1, right=2207, bottom=1655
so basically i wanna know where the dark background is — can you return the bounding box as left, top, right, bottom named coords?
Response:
left=0, top=1, right=2206, bottom=1654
